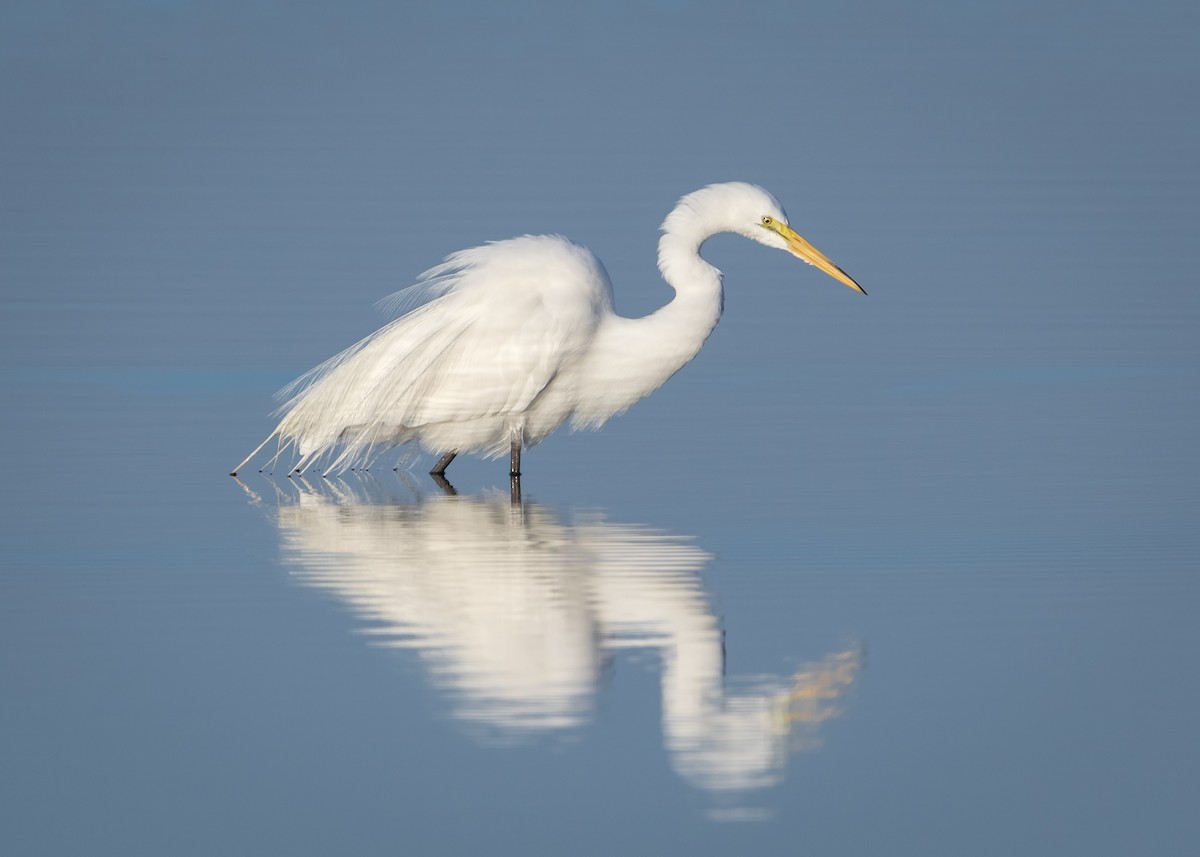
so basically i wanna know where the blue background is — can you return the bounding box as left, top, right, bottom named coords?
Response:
left=2, top=2, right=1197, bottom=854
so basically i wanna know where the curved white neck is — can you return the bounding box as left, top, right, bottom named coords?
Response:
left=656, top=208, right=726, bottom=338
left=567, top=205, right=732, bottom=427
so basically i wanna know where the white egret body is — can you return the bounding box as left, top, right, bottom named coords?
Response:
left=232, top=182, right=863, bottom=478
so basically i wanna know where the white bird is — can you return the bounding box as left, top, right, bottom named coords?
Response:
left=232, top=182, right=864, bottom=479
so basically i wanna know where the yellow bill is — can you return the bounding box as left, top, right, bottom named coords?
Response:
left=779, top=223, right=866, bottom=294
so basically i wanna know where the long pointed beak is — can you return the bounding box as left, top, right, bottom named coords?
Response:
left=780, top=224, right=866, bottom=294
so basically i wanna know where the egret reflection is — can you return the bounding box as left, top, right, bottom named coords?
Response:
left=250, top=476, right=859, bottom=809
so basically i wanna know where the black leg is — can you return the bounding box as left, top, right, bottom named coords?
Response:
left=509, top=440, right=521, bottom=477
left=430, top=451, right=457, bottom=476
left=430, top=473, right=458, bottom=496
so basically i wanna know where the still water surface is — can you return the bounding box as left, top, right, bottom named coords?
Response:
left=263, top=476, right=860, bottom=818
left=2, top=346, right=1195, bottom=853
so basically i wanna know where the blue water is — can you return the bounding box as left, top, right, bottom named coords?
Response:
left=2, top=3, right=1198, bottom=855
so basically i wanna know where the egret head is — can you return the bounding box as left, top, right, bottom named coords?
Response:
left=670, top=182, right=865, bottom=294
left=742, top=193, right=865, bottom=295
left=758, top=211, right=865, bottom=294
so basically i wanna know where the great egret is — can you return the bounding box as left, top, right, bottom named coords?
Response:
left=232, top=182, right=864, bottom=479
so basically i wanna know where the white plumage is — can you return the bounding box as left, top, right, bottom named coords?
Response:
left=232, top=182, right=863, bottom=478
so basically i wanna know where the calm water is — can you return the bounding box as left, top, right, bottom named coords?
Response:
left=3, top=3, right=1198, bottom=855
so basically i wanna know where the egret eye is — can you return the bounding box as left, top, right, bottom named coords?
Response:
left=762, top=216, right=773, bottom=226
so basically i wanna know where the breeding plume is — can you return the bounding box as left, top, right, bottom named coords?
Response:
left=232, top=182, right=864, bottom=479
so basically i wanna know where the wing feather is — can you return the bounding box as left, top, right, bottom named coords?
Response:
left=273, top=235, right=612, bottom=470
